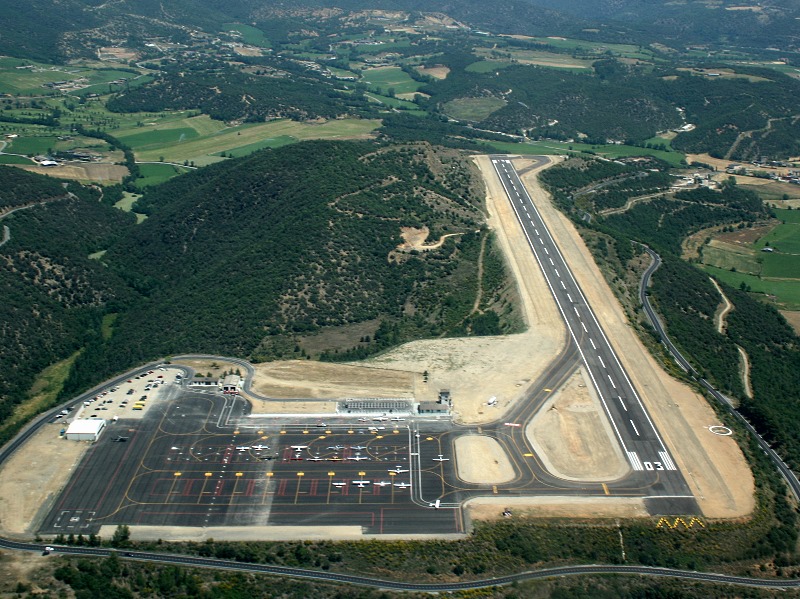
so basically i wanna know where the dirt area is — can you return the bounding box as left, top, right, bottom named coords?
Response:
left=709, top=278, right=733, bottom=335
left=233, top=46, right=262, bottom=57
left=102, top=524, right=463, bottom=541
left=416, top=66, right=450, bottom=80
left=454, top=435, right=515, bottom=484
left=781, top=310, right=800, bottom=336
left=0, top=422, right=88, bottom=536
left=514, top=157, right=755, bottom=519
left=393, top=226, right=461, bottom=252
left=250, top=360, right=416, bottom=400
left=238, top=156, right=565, bottom=424
left=16, top=163, right=128, bottom=183
left=528, top=368, right=629, bottom=482
left=465, top=496, right=648, bottom=521
left=716, top=224, right=775, bottom=245
left=0, top=551, right=52, bottom=594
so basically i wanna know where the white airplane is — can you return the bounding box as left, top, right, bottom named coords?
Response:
left=251, top=444, right=270, bottom=451
left=352, top=480, right=371, bottom=488
left=349, top=445, right=367, bottom=451
left=235, top=446, right=251, bottom=451
left=429, top=499, right=441, bottom=509
left=290, top=445, right=308, bottom=450
left=358, top=417, right=369, bottom=422
left=328, top=456, right=343, bottom=461
left=390, top=417, right=405, bottom=421
left=394, top=481, right=411, bottom=489
left=308, top=455, right=324, bottom=461
left=331, top=482, right=346, bottom=487
left=433, top=455, right=449, bottom=462
left=388, top=466, right=409, bottom=473
left=487, top=396, right=498, bottom=406
left=327, top=445, right=345, bottom=451
left=374, top=481, right=392, bottom=487
left=349, top=454, right=370, bottom=461
left=373, top=416, right=388, bottom=421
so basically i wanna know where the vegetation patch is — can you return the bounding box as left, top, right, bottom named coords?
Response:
left=443, top=97, right=506, bottom=122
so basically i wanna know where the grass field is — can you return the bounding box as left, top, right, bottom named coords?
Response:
left=361, top=67, right=422, bottom=95
left=222, top=23, right=271, bottom=47
left=134, top=118, right=380, bottom=163
left=474, top=47, right=594, bottom=70
left=0, top=57, right=145, bottom=95
left=484, top=139, right=686, bottom=167
left=701, top=242, right=762, bottom=275
left=494, top=35, right=653, bottom=61
left=704, top=265, right=800, bottom=310
left=465, top=60, right=514, bottom=73
left=214, top=135, right=296, bottom=157
left=114, top=191, right=147, bottom=223
left=443, top=97, right=506, bottom=121
left=364, top=92, right=423, bottom=111
left=134, top=163, right=193, bottom=188
left=7, top=136, right=57, bottom=155
left=117, top=127, right=200, bottom=151
left=0, top=154, right=33, bottom=164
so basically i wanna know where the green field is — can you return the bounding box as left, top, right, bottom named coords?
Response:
left=222, top=23, right=271, bottom=48
left=361, top=67, right=422, bottom=95
left=134, top=163, right=193, bottom=189
left=0, top=57, right=144, bottom=95
left=0, top=154, right=33, bottom=164
left=474, top=48, right=594, bottom=70
left=761, top=253, right=800, bottom=279
left=215, top=135, right=296, bottom=157
left=7, top=136, right=57, bottom=155
left=443, top=97, right=506, bottom=122
left=465, top=60, right=514, bottom=73
left=757, top=209, right=800, bottom=254
left=117, top=127, right=200, bottom=150
left=704, top=265, right=800, bottom=310
left=489, top=35, right=653, bottom=60
left=134, top=118, right=380, bottom=163
left=484, top=139, right=686, bottom=167
left=364, top=92, right=423, bottom=112
left=701, top=243, right=762, bottom=275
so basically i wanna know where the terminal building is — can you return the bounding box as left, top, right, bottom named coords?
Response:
left=64, top=418, right=106, bottom=442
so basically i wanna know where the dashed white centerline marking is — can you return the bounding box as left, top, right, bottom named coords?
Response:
left=523, top=205, right=528, bottom=212
left=630, top=420, right=640, bottom=436
left=560, top=281, right=566, bottom=289
left=534, top=229, right=539, bottom=235
left=544, top=247, right=549, bottom=255
left=554, top=269, right=559, bottom=277
left=581, top=322, right=587, bottom=332
left=598, top=356, right=605, bottom=368
left=618, top=397, right=628, bottom=411
left=549, top=258, right=554, bottom=265
left=589, top=338, right=596, bottom=349
left=539, top=238, right=544, bottom=245
left=567, top=293, right=573, bottom=302
left=608, top=375, right=616, bottom=389
left=573, top=306, right=580, bottom=316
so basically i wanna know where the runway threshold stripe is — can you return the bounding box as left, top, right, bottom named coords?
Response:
left=659, top=451, right=677, bottom=471
left=627, top=451, right=643, bottom=471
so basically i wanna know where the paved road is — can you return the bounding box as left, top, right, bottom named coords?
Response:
left=489, top=156, right=694, bottom=509
left=639, top=246, right=800, bottom=501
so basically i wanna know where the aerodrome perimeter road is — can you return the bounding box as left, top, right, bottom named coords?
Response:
left=489, top=156, right=694, bottom=507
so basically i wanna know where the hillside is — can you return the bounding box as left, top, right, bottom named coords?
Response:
left=59, top=140, right=513, bottom=390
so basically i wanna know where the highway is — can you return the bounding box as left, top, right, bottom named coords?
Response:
left=490, top=157, right=689, bottom=495
left=639, top=246, right=800, bottom=501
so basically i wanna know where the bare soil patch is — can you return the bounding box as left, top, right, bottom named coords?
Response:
left=528, top=368, right=629, bottom=481
left=0, top=422, right=88, bottom=536
left=716, top=224, right=775, bottom=245
left=514, top=157, right=755, bottom=518
left=233, top=46, right=262, bottom=57
left=250, top=360, right=416, bottom=400
left=454, top=435, right=515, bottom=484
left=465, top=496, right=648, bottom=521
left=16, top=163, right=128, bottom=183
left=416, top=65, right=450, bottom=80
left=781, top=310, right=800, bottom=335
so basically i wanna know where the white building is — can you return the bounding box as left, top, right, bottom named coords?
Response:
left=65, top=418, right=106, bottom=441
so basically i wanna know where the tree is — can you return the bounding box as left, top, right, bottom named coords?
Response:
left=111, top=524, right=130, bottom=546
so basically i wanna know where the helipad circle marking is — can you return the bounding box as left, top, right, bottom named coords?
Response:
left=709, top=425, right=733, bottom=436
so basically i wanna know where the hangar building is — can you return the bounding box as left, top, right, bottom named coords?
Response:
left=65, top=418, right=106, bottom=441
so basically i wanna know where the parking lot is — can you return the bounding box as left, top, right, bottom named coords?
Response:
left=40, top=391, right=464, bottom=536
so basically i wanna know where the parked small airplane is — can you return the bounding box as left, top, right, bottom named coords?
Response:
left=327, top=445, right=345, bottom=451
left=349, top=454, right=370, bottom=461
left=487, top=396, right=498, bottom=406
left=390, top=417, right=405, bottom=421
left=290, top=445, right=308, bottom=450
left=352, top=480, right=371, bottom=488
left=358, top=417, right=369, bottom=422
left=429, top=499, right=441, bottom=509
left=389, top=466, right=409, bottom=473
left=394, top=481, right=411, bottom=489
left=331, top=482, right=346, bottom=487
left=349, top=445, right=367, bottom=451
left=374, top=481, right=392, bottom=487
left=235, top=446, right=251, bottom=451
left=433, top=454, right=449, bottom=462
left=251, top=444, right=270, bottom=451
left=373, top=416, right=388, bottom=422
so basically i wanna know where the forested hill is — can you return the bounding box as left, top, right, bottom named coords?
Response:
left=60, top=140, right=506, bottom=391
